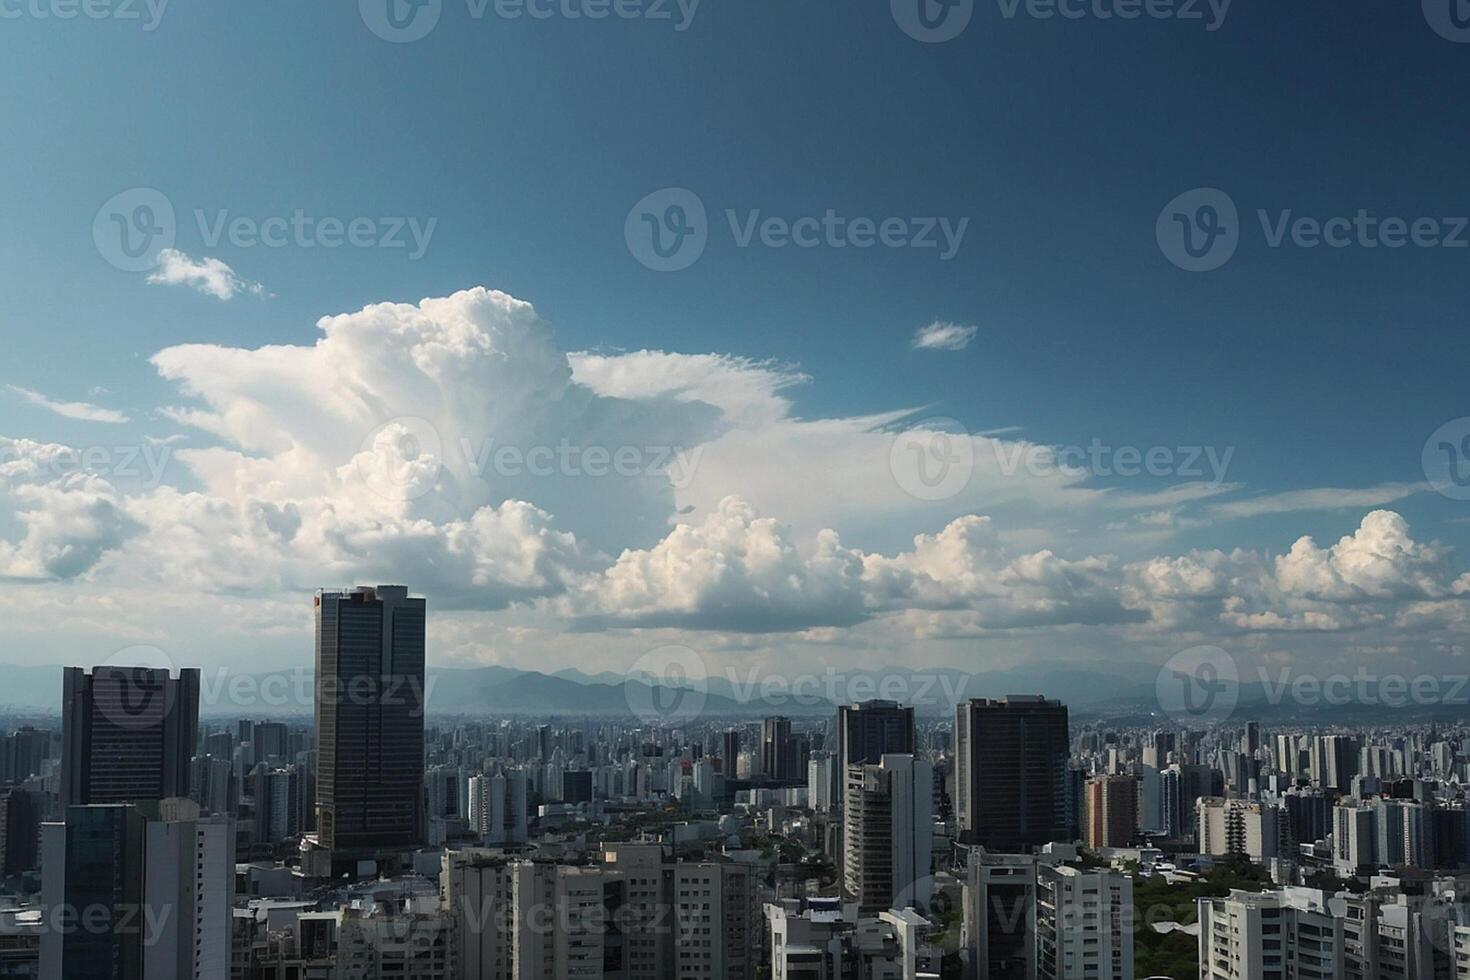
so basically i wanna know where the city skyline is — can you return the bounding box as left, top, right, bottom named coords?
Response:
left=7, top=3, right=1470, bottom=978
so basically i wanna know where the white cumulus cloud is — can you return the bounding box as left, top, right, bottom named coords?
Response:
left=147, top=249, right=265, bottom=300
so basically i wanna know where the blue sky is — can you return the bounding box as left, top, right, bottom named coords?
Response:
left=2, top=0, right=1470, bottom=681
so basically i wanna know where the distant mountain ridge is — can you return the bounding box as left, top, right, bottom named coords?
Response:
left=0, top=660, right=1159, bottom=719
left=1, top=658, right=1420, bottom=723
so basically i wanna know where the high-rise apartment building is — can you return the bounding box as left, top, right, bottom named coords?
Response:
left=512, top=862, right=627, bottom=979
left=468, top=770, right=530, bottom=846
left=1197, top=797, right=1282, bottom=863
left=955, top=696, right=1070, bottom=850
left=1084, top=774, right=1138, bottom=849
left=842, top=754, right=933, bottom=914
left=1036, top=864, right=1134, bottom=980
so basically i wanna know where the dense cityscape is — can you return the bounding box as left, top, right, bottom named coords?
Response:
left=0, top=585, right=1462, bottom=979
left=6, top=0, right=1469, bottom=976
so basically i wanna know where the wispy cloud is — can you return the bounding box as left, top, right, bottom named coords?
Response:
left=6, top=385, right=130, bottom=424
left=146, top=249, right=265, bottom=301
left=911, top=320, right=977, bottom=351
left=1209, top=482, right=1426, bottom=520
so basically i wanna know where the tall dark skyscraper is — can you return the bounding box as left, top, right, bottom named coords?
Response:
left=760, top=716, right=796, bottom=780
left=251, top=720, right=289, bottom=764
left=955, top=696, right=1070, bottom=851
left=314, top=585, right=426, bottom=867
left=720, top=728, right=741, bottom=775
left=60, top=666, right=199, bottom=808
left=835, top=700, right=915, bottom=807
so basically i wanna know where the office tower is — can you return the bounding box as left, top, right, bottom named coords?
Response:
left=0, top=789, right=40, bottom=876
left=1282, top=787, right=1331, bottom=846
left=835, top=701, right=915, bottom=809
left=60, top=665, right=199, bottom=808
left=313, top=585, right=426, bottom=869
left=1310, top=734, right=1359, bottom=794
left=189, top=754, right=235, bottom=815
left=1159, top=765, right=1183, bottom=839
left=1084, top=774, right=1137, bottom=849
left=1036, top=864, right=1134, bottom=980
left=955, top=696, right=1070, bottom=850
left=961, top=851, right=1037, bottom=980
left=40, top=800, right=232, bottom=980
left=761, top=717, right=796, bottom=780
left=426, top=765, right=463, bottom=821
left=251, top=720, right=289, bottom=763
left=561, top=769, right=593, bottom=804
left=252, top=765, right=301, bottom=844
left=842, top=754, right=933, bottom=914
left=720, top=729, right=741, bottom=774
left=2, top=726, right=54, bottom=783
left=204, top=730, right=233, bottom=760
